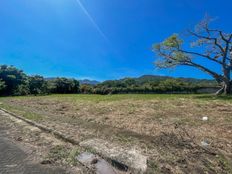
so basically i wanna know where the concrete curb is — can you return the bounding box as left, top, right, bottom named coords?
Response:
left=0, top=108, right=147, bottom=173
left=0, top=108, right=80, bottom=145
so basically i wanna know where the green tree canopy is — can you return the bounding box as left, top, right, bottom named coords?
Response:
left=50, top=77, right=80, bottom=94
left=0, top=65, right=28, bottom=95
left=29, top=75, right=48, bottom=95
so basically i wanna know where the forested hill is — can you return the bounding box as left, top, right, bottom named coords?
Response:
left=81, top=75, right=218, bottom=94
left=137, top=75, right=215, bottom=83
left=101, top=75, right=217, bottom=87
left=46, top=75, right=216, bottom=87
left=45, top=78, right=99, bottom=85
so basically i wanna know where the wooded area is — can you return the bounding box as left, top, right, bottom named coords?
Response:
left=0, top=65, right=218, bottom=96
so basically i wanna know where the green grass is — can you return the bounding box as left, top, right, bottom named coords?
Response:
left=0, top=101, right=43, bottom=121
left=217, top=154, right=232, bottom=173
left=23, top=112, right=43, bottom=121
left=0, top=93, right=222, bottom=102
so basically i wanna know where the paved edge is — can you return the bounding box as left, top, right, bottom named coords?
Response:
left=0, top=108, right=80, bottom=145
left=0, top=108, right=147, bottom=174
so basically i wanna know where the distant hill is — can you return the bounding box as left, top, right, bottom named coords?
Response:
left=45, top=75, right=217, bottom=87
left=135, top=75, right=172, bottom=83
left=136, top=75, right=217, bottom=85
left=79, top=79, right=100, bottom=85
left=45, top=77, right=100, bottom=85
left=45, top=77, right=56, bottom=81
left=101, top=75, right=217, bottom=86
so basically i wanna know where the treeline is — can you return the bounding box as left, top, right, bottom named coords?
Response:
left=80, top=77, right=218, bottom=94
left=0, top=65, right=79, bottom=96
left=0, top=65, right=218, bottom=96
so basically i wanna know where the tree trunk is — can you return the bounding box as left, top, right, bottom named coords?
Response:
left=220, top=67, right=231, bottom=95
left=224, top=81, right=231, bottom=94
left=216, top=81, right=231, bottom=95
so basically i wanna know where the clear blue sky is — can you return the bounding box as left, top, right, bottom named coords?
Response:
left=0, top=0, right=231, bottom=81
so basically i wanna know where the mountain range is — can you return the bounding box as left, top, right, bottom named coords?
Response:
left=46, top=75, right=216, bottom=86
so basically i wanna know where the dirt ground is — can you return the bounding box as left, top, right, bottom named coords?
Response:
left=0, top=94, right=232, bottom=173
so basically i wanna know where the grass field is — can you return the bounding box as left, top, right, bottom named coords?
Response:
left=0, top=94, right=232, bottom=173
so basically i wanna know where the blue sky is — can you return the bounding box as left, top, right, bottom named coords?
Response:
left=0, top=0, right=231, bottom=81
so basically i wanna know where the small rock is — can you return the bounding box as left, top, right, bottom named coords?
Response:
left=202, top=116, right=208, bottom=121
left=95, top=159, right=117, bottom=174
left=201, top=140, right=210, bottom=147
left=91, top=158, right=98, bottom=164
left=76, top=152, right=117, bottom=174
left=76, top=152, right=97, bottom=166
left=15, top=136, right=23, bottom=141
left=5, top=164, right=17, bottom=168
left=41, top=160, right=52, bottom=165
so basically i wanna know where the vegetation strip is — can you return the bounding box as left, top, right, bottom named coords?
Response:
left=0, top=108, right=145, bottom=173
left=0, top=65, right=219, bottom=97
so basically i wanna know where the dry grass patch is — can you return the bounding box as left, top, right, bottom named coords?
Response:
left=0, top=94, right=231, bottom=173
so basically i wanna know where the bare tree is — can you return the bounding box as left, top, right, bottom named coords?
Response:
left=153, top=16, right=232, bottom=95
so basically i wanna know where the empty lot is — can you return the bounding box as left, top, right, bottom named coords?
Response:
left=0, top=94, right=231, bottom=173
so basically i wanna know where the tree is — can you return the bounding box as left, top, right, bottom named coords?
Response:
left=29, top=75, right=48, bottom=95
left=153, top=16, right=232, bottom=95
left=14, top=84, right=30, bottom=96
left=0, top=65, right=28, bottom=95
left=0, top=79, right=6, bottom=93
left=123, top=78, right=136, bottom=86
left=51, top=78, right=80, bottom=94
left=80, top=84, right=93, bottom=94
left=157, top=79, right=189, bottom=93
